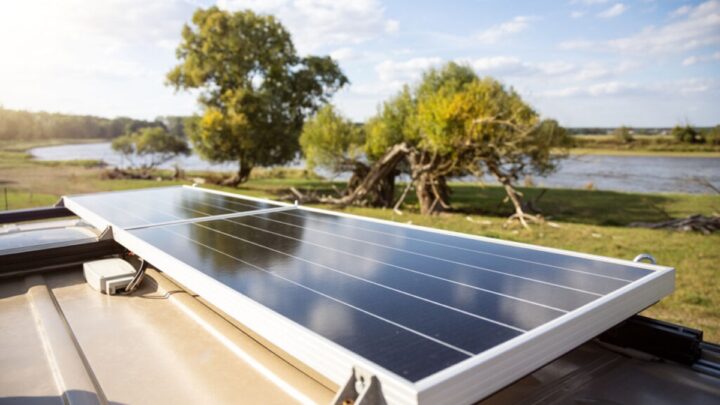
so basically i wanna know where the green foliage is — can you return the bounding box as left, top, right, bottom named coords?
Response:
left=111, top=135, right=135, bottom=156
left=412, top=68, right=570, bottom=180
left=672, top=124, right=704, bottom=144
left=612, top=126, right=634, bottom=143
left=364, top=86, right=416, bottom=160
left=0, top=107, right=162, bottom=140
left=705, top=125, right=720, bottom=145
left=299, top=105, right=364, bottom=173
left=167, top=7, right=347, bottom=182
left=111, top=127, right=190, bottom=169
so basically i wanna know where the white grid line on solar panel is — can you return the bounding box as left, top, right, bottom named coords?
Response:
left=172, top=193, right=611, bottom=297
left=123, top=205, right=296, bottom=230
left=186, top=187, right=636, bottom=283
left=77, top=195, right=486, bottom=356
left=105, top=191, right=600, bottom=311
left=104, top=191, right=602, bottom=312
left=190, top=213, right=570, bottom=314
left=102, top=193, right=532, bottom=333
left=161, top=226, right=478, bottom=357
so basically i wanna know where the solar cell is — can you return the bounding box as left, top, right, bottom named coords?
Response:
left=62, top=186, right=674, bottom=404
left=65, top=186, right=285, bottom=228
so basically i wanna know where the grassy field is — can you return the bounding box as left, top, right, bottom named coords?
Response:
left=2, top=139, right=719, bottom=341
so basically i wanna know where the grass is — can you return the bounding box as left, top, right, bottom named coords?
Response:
left=1, top=138, right=719, bottom=342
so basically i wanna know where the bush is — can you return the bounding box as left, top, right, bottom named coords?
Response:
left=612, top=126, right=634, bottom=143
left=672, top=124, right=705, bottom=144
left=704, top=125, right=720, bottom=145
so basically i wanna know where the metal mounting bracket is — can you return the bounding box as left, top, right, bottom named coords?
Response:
left=633, top=253, right=657, bottom=265
left=98, top=226, right=114, bottom=241
left=331, top=368, right=387, bottom=405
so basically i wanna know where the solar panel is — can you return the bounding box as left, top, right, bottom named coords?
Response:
left=65, top=186, right=288, bottom=229
left=62, top=186, right=674, bottom=404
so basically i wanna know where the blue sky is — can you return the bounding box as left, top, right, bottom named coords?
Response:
left=0, top=0, right=718, bottom=126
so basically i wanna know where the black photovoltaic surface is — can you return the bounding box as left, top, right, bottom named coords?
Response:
left=66, top=186, right=280, bottom=228
left=66, top=187, right=655, bottom=382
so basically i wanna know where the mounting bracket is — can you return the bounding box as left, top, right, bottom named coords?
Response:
left=98, top=226, right=114, bottom=241
left=331, top=368, right=387, bottom=405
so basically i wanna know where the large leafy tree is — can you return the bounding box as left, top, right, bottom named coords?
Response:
left=364, top=63, right=478, bottom=214
left=167, top=7, right=348, bottom=185
left=418, top=76, right=570, bottom=226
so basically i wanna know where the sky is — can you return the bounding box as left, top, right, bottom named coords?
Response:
left=0, top=0, right=718, bottom=127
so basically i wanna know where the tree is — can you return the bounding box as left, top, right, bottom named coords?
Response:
left=705, top=125, right=720, bottom=145
left=111, top=127, right=190, bottom=176
left=298, top=62, right=569, bottom=222
left=300, top=105, right=365, bottom=174
left=167, top=7, right=347, bottom=185
left=416, top=75, right=571, bottom=226
left=672, top=124, right=704, bottom=144
left=299, top=105, right=402, bottom=207
left=363, top=64, right=478, bottom=214
left=612, top=126, right=633, bottom=143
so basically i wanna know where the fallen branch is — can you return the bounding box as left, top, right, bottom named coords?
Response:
left=690, top=177, right=720, bottom=195
left=629, top=214, right=720, bottom=235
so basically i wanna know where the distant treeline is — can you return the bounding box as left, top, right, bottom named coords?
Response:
left=0, top=107, right=189, bottom=140
left=567, top=127, right=715, bottom=136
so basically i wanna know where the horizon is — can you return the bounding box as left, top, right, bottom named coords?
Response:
left=0, top=0, right=719, bottom=127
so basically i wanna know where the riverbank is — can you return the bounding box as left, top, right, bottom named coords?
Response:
left=2, top=139, right=719, bottom=341
left=569, top=148, right=720, bottom=158
left=571, top=134, right=720, bottom=156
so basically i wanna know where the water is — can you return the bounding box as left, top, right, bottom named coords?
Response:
left=30, top=142, right=240, bottom=172
left=30, top=142, right=720, bottom=194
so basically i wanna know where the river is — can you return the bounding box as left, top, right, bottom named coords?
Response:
left=30, top=142, right=720, bottom=194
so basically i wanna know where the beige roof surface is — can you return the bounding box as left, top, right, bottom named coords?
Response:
left=0, top=267, right=335, bottom=405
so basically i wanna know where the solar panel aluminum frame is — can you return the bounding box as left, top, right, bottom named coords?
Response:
left=62, top=186, right=675, bottom=405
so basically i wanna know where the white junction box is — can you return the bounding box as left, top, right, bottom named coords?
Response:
left=83, top=258, right=137, bottom=295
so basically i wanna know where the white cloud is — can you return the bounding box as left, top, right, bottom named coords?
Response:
left=375, top=57, right=443, bottom=86
left=597, top=3, right=627, bottom=18
left=470, top=57, right=575, bottom=77
left=476, top=16, right=536, bottom=44
left=682, top=52, right=720, bottom=66
left=330, top=47, right=356, bottom=61
left=571, top=11, right=586, bottom=18
left=375, top=57, right=443, bottom=92
left=542, top=78, right=717, bottom=98
left=558, top=39, right=595, bottom=50
left=609, top=1, right=720, bottom=52
left=670, top=5, right=691, bottom=17
left=385, top=19, right=400, bottom=33
left=219, top=0, right=397, bottom=53
left=572, top=0, right=611, bottom=4
left=560, top=1, right=720, bottom=53
left=683, top=55, right=700, bottom=66
left=471, top=56, right=525, bottom=72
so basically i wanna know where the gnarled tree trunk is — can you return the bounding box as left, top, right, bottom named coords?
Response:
left=345, top=162, right=396, bottom=207
left=221, top=161, right=253, bottom=186
left=297, top=143, right=408, bottom=207
left=487, top=163, right=541, bottom=229
left=335, top=143, right=408, bottom=206
left=407, top=150, right=451, bottom=215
